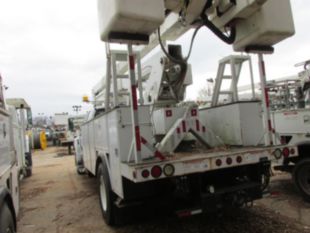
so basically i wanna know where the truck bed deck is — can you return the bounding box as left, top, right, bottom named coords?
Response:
left=125, top=146, right=274, bottom=167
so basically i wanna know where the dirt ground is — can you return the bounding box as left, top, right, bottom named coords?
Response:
left=17, top=147, right=310, bottom=233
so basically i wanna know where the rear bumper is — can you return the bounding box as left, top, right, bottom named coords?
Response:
left=121, top=146, right=288, bottom=183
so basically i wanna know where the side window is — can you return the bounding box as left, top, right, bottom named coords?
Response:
left=0, top=74, right=5, bottom=108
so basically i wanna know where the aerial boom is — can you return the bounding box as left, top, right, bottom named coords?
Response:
left=93, top=0, right=295, bottom=104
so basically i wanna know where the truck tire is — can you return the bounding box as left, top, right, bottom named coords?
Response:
left=26, top=168, right=32, bottom=177
left=293, top=158, right=310, bottom=202
left=0, top=202, right=15, bottom=233
left=25, top=152, right=33, bottom=177
left=87, top=170, right=95, bottom=178
left=97, top=162, right=115, bottom=225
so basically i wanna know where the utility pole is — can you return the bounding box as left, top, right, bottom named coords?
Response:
left=72, top=105, right=82, bottom=115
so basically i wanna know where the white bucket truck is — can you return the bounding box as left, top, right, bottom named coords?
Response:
left=267, top=61, right=310, bottom=201
left=77, top=0, right=296, bottom=225
left=0, top=75, right=20, bottom=233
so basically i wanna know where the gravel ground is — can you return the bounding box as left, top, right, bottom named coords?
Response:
left=17, top=147, right=310, bottom=233
left=257, top=171, right=310, bottom=228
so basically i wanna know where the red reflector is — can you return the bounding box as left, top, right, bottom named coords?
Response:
left=165, top=110, right=172, bottom=117
left=282, top=147, right=290, bottom=158
left=226, top=157, right=233, bottom=165
left=236, top=156, right=242, bottom=164
left=290, top=148, right=295, bottom=155
left=216, top=159, right=222, bottom=167
left=151, top=166, right=162, bottom=178
left=271, top=191, right=281, bottom=197
left=196, top=120, right=200, bottom=131
left=191, top=109, right=197, bottom=117
left=177, top=211, right=191, bottom=218
left=141, top=169, right=150, bottom=178
left=177, top=127, right=181, bottom=134
left=182, top=121, right=187, bottom=132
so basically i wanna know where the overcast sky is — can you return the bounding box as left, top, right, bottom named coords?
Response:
left=0, top=0, right=309, bottom=116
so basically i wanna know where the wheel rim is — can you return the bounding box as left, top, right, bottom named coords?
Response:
left=298, top=164, right=310, bottom=196
left=78, top=167, right=84, bottom=173
left=100, top=175, right=108, bottom=212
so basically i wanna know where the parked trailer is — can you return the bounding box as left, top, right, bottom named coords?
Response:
left=77, top=0, right=296, bottom=226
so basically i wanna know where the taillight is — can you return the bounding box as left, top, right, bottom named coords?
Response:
left=163, top=164, right=175, bottom=177
left=216, top=159, right=222, bottom=167
left=282, top=147, right=290, bottom=158
left=236, top=156, right=242, bottom=164
left=141, top=169, right=150, bottom=178
left=151, top=166, right=162, bottom=178
left=226, top=157, right=233, bottom=165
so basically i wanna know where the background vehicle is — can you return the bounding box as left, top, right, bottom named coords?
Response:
left=6, top=98, right=34, bottom=177
left=0, top=75, right=20, bottom=233
left=208, top=55, right=310, bottom=202
left=53, top=113, right=70, bottom=146
left=267, top=61, right=310, bottom=201
left=77, top=0, right=296, bottom=225
left=54, top=113, right=85, bottom=154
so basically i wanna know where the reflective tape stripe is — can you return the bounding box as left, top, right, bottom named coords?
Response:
left=264, top=88, right=270, bottom=108
left=268, top=120, right=272, bottom=131
left=135, top=126, right=141, bottom=151
left=129, top=55, right=135, bottom=70
left=196, top=119, right=200, bottom=131
left=131, top=85, right=138, bottom=110
left=141, top=136, right=165, bottom=161
left=154, top=151, right=165, bottom=161
left=177, top=127, right=181, bottom=134
left=182, top=121, right=186, bottom=133
left=141, top=137, right=147, bottom=144
left=127, top=45, right=141, bottom=161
